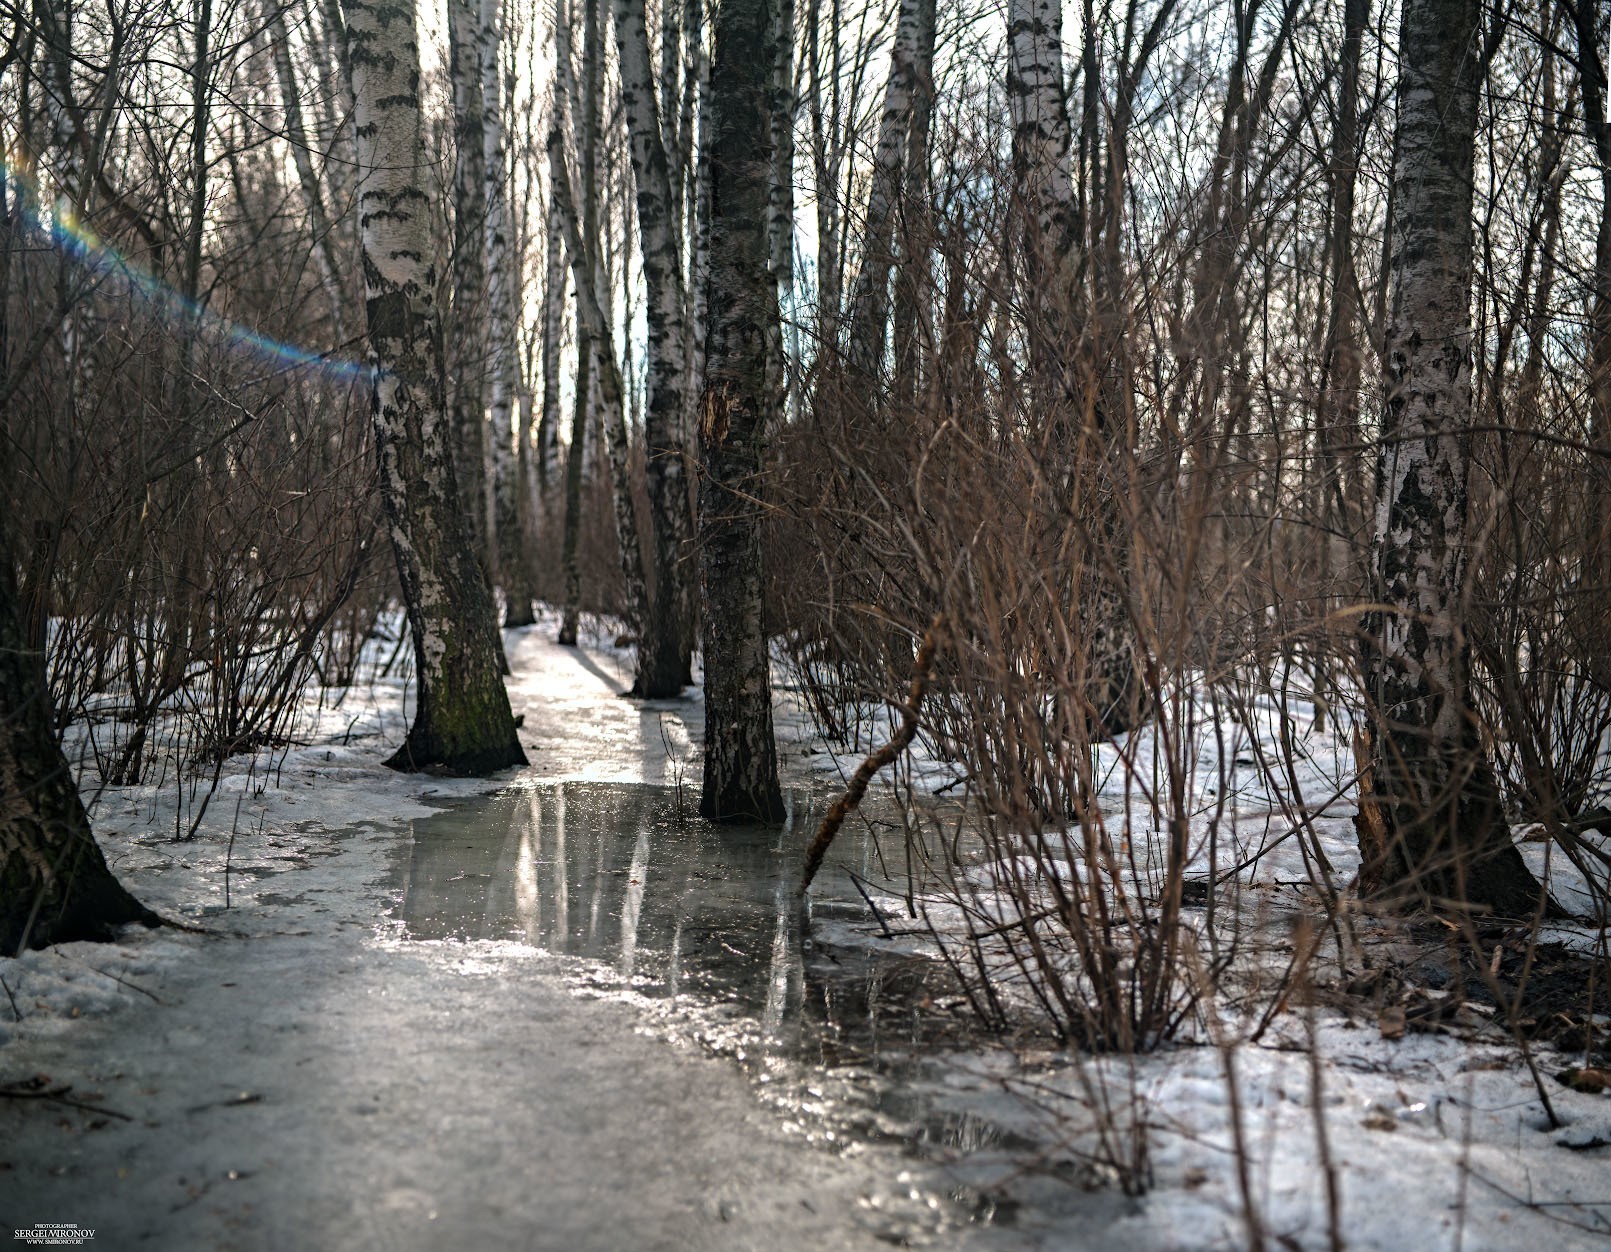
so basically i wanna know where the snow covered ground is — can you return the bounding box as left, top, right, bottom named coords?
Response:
left=2, top=613, right=1608, bottom=1250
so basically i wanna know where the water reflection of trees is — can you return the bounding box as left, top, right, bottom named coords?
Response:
left=398, top=784, right=935, bottom=1060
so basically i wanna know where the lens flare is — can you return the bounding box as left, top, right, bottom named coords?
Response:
left=3, top=148, right=369, bottom=386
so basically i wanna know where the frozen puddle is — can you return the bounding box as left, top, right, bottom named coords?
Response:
left=385, top=783, right=1036, bottom=1218
left=390, top=783, right=950, bottom=1061
left=2, top=780, right=1102, bottom=1251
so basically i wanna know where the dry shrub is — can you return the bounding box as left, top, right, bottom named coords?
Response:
left=4, top=208, right=382, bottom=793
left=770, top=126, right=1609, bottom=1078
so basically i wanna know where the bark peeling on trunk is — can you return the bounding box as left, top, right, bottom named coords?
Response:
left=699, top=0, right=784, bottom=823
left=1359, top=0, right=1545, bottom=916
left=343, top=0, right=525, bottom=776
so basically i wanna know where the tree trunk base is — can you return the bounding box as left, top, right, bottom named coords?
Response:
left=2, top=879, right=162, bottom=955
left=504, top=599, right=537, bottom=628
left=384, top=729, right=526, bottom=776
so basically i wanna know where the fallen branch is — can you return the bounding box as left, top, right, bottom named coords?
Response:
left=800, top=613, right=946, bottom=894
left=0, top=1079, right=134, bottom=1122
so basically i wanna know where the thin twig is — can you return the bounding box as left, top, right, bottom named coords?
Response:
left=843, top=868, right=894, bottom=938
left=801, top=613, right=946, bottom=893
left=53, top=950, right=164, bottom=1003
left=0, top=1082, right=134, bottom=1122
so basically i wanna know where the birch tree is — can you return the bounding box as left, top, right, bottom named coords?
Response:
left=481, top=0, right=538, bottom=626
left=1315, top=0, right=1368, bottom=522
left=557, top=0, right=599, bottom=646
left=1359, top=0, right=1545, bottom=913
left=1004, top=0, right=1079, bottom=414
left=538, top=205, right=566, bottom=495
left=700, top=0, right=785, bottom=821
left=1574, top=0, right=1611, bottom=445
left=612, top=0, right=695, bottom=696
left=447, top=0, right=491, bottom=567
left=843, top=0, right=937, bottom=384
left=548, top=0, right=651, bottom=645
left=1006, top=0, right=1138, bottom=739
left=767, top=0, right=796, bottom=414
left=341, top=0, right=525, bottom=773
left=1006, top=0, right=1076, bottom=272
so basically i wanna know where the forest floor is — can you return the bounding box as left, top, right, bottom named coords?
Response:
left=1, top=616, right=1609, bottom=1250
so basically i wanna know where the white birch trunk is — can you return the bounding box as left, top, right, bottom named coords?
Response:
left=681, top=0, right=709, bottom=407
left=447, top=0, right=491, bottom=569
left=768, top=0, right=795, bottom=299
left=1575, top=1, right=1611, bottom=444
left=1360, top=0, right=1541, bottom=912
left=538, top=191, right=566, bottom=493
left=341, top=0, right=524, bottom=773
left=480, top=0, right=533, bottom=621
left=611, top=0, right=694, bottom=695
left=1005, top=0, right=1076, bottom=263
left=843, top=0, right=936, bottom=384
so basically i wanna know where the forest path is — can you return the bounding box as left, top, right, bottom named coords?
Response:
left=1, top=622, right=1059, bottom=1251
left=2, top=894, right=937, bottom=1249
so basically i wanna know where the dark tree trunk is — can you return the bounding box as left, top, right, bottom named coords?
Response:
left=557, top=347, right=591, bottom=647
left=698, top=0, right=784, bottom=822
left=505, top=389, right=540, bottom=628
left=1358, top=0, right=1547, bottom=916
left=0, top=541, right=158, bottom=954
left=1576, top=0, right=1611, bottom=446
left=557, top=0, right=604, bottom=649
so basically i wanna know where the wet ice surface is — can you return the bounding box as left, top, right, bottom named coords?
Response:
left=0, top=808, right=1040, bottom=1252
left=391, top=783, right=941, bottom=1061
left=8, top=621, right=1606, bottom=1250
left=383, top=782, right=1058, bottom=1228
left=0, top=621, right=1127, bottom=1252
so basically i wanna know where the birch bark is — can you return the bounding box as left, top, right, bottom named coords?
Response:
left=538, top=204, right=566, bottom=494
left=612, top=0, right=694, bottom=696
left=843, top=0, right=936, bottom=385
left=557, top=0, right=600, bottom=645
left=1006, top=0, right=1076, bottom=266
left=1360, top=0, right=1544, bottom=913
left=1316, top=0, right=1367, bottom=526
left=480, top=0, right=537, bottom=625
left=1575, top=0, right=1611, bottom=445
left=765, top=0, right=795, bottom=425
left=342, top=0, right=525, bottom=773
left=1007, top=0, right=1137, bottom=738
left=447, top=0, right=491, bottom=569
